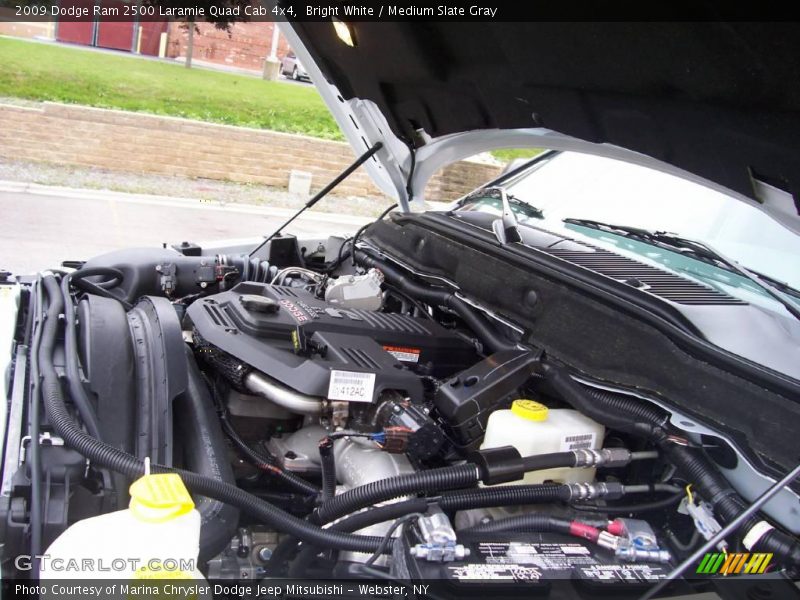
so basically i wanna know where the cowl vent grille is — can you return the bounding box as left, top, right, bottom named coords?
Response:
left=543, top=246, right=746, bottom=305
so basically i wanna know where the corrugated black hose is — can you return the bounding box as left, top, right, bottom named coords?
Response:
left=541, top=360, right=800, bottom=566
left=312, top=463, right=481, bottom=525
left=37, top=274, right=388, bottom=553
left=284, top=483, right=577, bottom=575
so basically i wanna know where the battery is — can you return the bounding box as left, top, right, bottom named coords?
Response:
left=411, top=532, right=670, bottom=598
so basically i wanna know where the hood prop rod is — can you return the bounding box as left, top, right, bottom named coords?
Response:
left=249, top=141, right=384, bottom=257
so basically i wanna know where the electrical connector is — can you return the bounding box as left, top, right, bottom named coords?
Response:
left=607, top=518, right=672, bottom=564
left=679, top=493, right=728, bottom=552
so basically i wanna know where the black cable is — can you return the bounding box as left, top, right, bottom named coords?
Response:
left=641, top=461, right=800, bottom=600
left=219, top=415, right=319, bottom=497
left=70, top=267, right=133, bottom=310
left=286, top=501, right=433, bottom=576
left=350, top=203, right=398, bottom=267
left=319, top=436, right=336, bottom=503
left=354, top=250, right=516, bottom=353
left=405, top=145, right=416, bottom=202
left=70, top=267, right=124, bottom=289
left=321, top=237, right=353, bottom=274
left=543, top=361, right=800, bottom=566
left=285, top=482, right=598, bottom=575
left=665, top=529, right=701, bottom=553
left=464, top=513, right=573, bottom=535
left=364, top=513, right=424, bottom=566
left=570, top=492, right=684, bottom=514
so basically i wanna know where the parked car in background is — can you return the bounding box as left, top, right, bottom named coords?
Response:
left=279, top=52, right=311, bottom=82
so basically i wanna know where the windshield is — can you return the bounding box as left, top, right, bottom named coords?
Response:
left=467, top=151, right=800, bottom=293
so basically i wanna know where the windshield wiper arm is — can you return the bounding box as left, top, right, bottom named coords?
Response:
left=564, top=218, right=800, bottom=322
left=484, top=187, right=522, bottom=245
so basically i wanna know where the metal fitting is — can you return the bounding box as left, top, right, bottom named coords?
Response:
left=615, top=546, right=672, bottom=564
left=417, top=507, right=457, bottom=547
left=573, top=448, right=632, bottom=469
left=410, top=543, right=470, bottom=562
left=566, top=481, right=624, bottom=501
left=597, top=531, right=621, bottom=551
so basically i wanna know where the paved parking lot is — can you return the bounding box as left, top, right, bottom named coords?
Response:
left=0, top=186, right=369, bottom=275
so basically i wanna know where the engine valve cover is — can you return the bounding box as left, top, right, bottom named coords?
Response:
left=187, top=282, right=477, bottom=402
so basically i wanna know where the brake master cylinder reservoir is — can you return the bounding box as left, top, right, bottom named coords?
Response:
left=42, top=473, right=204, bottom=580
left=481, top=399, right=605, bottom=485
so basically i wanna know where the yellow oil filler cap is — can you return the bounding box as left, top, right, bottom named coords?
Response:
left=129, top=473, right=194, bottom=523
left=511, top=399, right=549, bottom=422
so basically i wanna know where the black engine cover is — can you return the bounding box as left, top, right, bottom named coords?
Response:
left=187, top=282, right=477, bottom=402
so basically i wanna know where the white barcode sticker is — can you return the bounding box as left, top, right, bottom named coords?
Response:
left=560, top=433, right=596, bottom=452
left=327, top=370, right=376, bottom=403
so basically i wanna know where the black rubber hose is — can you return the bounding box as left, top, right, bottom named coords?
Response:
left=521, top=452, right=577, bottom=472
left=36, top=279, right=392, bottom=553
left=665, top=444, right=800, bottom=565
left=313, top=463, right=481, bottom=525
left=177, top=350, right=240, bottom=562
left=439, top=483, right=572, bottom=510
left=220, top=415, right=319, bottom=497
left=71, top=266, right=125, bottom=289
left=60, top=275, right=103, bottom=440
left=540, top=362, right=669, bottom=437
left=465, top=513, right=573, bottom=534
left=354, top=250, right=516, bottom=353
left=287, top=499, right=432, bottom=577
left=287, top=485, right=574, bottom=576
left=319, top=437, right=337, bottom=503
left=541, top=360, right=800, bottom=566
left=70, top=267, right=133, bottom=310
left=571, top=492, right=684, bottom=514
left=28, top=277, right=45, bottom=578
left=288, top=484, right=572, bottom=576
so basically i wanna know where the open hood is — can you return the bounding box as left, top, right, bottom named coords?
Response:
left=281, top=22, right=800, bottom=233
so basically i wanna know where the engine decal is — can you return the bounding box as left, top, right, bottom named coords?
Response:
left=327, top=370, right=376, bottom=402
left=382, top=345, right=421, bottom=363
left=278, top=299, right=310, bottom=323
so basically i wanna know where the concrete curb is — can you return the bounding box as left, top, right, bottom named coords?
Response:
left=0, top=180, right=375, bottom=226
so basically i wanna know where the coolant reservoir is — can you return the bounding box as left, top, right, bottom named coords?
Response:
left=43, top=472, right=204, bottom=580
left=481, top=399, right=605, bottom=485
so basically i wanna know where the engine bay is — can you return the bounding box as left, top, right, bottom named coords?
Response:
left=2, top=219, right=799, bottom=596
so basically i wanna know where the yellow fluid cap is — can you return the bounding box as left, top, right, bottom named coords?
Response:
left=511, top=399, right=549, bottom=421
left=129, top=473, right=194, bottom=523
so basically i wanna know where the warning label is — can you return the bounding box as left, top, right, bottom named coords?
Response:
left=445, top=540, right=668, bottom=583
left=382, top=345, right=421, bottom=363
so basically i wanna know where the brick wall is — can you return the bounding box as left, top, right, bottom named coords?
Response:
left=0, top=18, right=54, bottom=39
left=0, top=101, right=502, bottom=201
left=167, top=22, right=291, bottom=71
